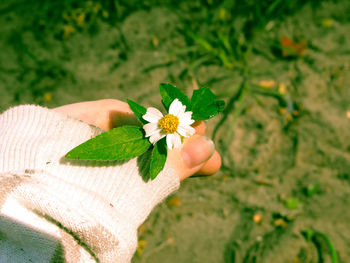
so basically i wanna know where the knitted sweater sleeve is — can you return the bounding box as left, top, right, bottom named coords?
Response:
left=0, top=105, right=180, bottom=263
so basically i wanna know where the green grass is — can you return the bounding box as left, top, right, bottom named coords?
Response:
left=1, top=0, right=350, bottom=262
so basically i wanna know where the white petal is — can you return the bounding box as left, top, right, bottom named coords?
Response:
left=169, top=99, right=186, bottom=117
left=149, top=132, right=166, bottom=145
left=143, top=122, right=161, bottom=137
left=166, top=133, right=182, bottom=149
left=179, top=105, right=186, bottom=116
left=166, top=134, right=174, bottom=149
left=179, top=111, right=195, bottom=125
left=177, top=125, right=196, bottom=137
left=143, top=107, right=163, bottom=123
left=172, top=133, right=182, bottom=149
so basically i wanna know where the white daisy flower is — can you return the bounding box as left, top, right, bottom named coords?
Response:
left=142, top=99, right=195, bottom=149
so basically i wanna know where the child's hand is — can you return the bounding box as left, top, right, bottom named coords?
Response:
left=54, top=99, right=221, bottom=181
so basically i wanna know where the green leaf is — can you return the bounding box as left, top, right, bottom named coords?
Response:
left=305, top=183, right=319, bottom=197
left=285, top=198, right=300, bottom=210
left=159, top=83, right=191, bottom=111
left=126, top=99, right=147, bottom=125
left=215, top=100, right=226, bottom=112
left=191, top=87, right=225, bottom=120
left=65, top=126, right=151, bottom=161
left=150, top=138, right=167, bottom=180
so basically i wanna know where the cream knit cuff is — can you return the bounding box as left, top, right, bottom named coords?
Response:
left=0, top=105, right=180, bottom=262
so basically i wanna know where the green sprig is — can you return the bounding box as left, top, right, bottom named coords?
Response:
left=65, top=83, right=225, bottom=180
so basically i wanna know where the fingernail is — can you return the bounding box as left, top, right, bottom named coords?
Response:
left=181, top=136, right=215, bottom=168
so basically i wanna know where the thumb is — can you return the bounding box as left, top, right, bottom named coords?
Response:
left=167, top=135, right=215, bottom=181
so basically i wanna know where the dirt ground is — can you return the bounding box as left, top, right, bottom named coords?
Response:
left=0, top=0, right=349, bottom=262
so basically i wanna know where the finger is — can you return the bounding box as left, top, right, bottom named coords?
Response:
left=80, top=99, right=137, bottom=130
left=192, top=121, right=206, bottom=136
left=195, top=150, right=221, bottom=176
left=53, top=101, right=93, bottom=121
left=104, top=100, right=139, bottom=129
left=166, top=135, right=215, bottom=181
left=54, top=99, right=138, bottom=130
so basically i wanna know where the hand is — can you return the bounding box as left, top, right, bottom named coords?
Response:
left=54, top=99, right=221, bottom=181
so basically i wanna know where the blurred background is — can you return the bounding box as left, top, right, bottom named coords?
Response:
left=1, top=0, right=350, bottom=262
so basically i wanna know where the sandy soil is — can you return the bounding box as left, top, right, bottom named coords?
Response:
left=0, top=0, right=349, bottom=262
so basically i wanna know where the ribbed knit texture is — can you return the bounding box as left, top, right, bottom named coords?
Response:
left=0, top=105, right=180, bottom=262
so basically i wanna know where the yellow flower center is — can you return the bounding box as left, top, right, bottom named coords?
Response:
left=158, top=114, right=179, bottom=134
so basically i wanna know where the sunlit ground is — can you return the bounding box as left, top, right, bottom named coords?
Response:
left=0, top=0, right=349, bottom=262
